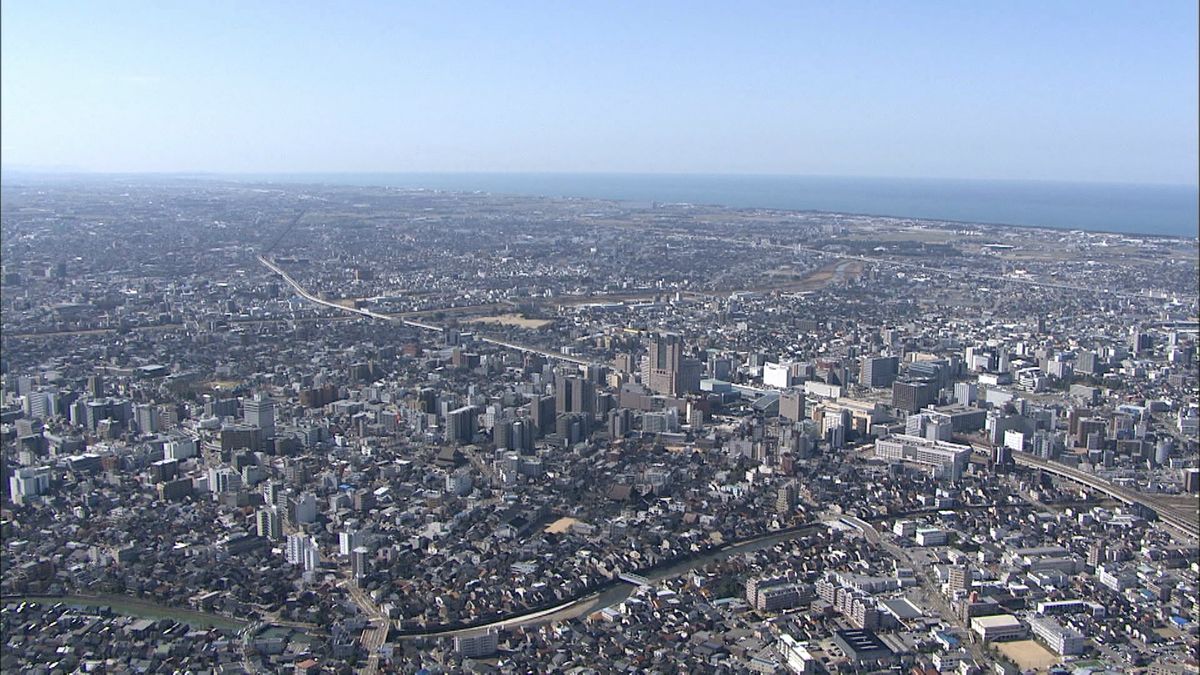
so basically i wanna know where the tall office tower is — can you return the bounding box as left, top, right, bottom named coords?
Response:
left=447, top=405, right=477, bottom=444
left=87, top=374, right=104, bottom=398
left=351, top=546, right=370, bottom=583
left=262, top=481, right=281, bottom=507
left=555, top=374, right=595, bottom=417
left=1076, top=351, right=1100, bottom=375
left=647, top=333, right=700, bottom=397
left=892, top=379, right=938, bottom=413
left=340, top=528, right=365, bottom=556
left=609, top=408, right=633, bottom=438
left=134, top=403, right=159, bottom=435
left=860, top=355, right=900, bottom=389
left=612, top=353, right=636, bottom=374
left=294, top=492, right=318, bottom=524
left=256, top=506, right=283, bottom=540
left=494, top=419, right=514, bottom=450
left=780, top=389, right=805, bottom=422
left=529, top=395, right=555, bottom=437
left=510, top=417, right=535, bottom=452
left=1130, top=328, right=1152, bottom=355
left=244, top=394, right=276, bottom=439
left=21, top=391, right=50, bottom=420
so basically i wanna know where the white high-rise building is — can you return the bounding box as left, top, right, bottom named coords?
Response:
left=134, top=404, right=159, bottom=435
left=256, top=507, right=282, bottom=540
left=9, top=466, right=52, bottom=504
left=21, top=391, right=50, bottom=420
left=339, top=529, right=365, bottom=556
left=165, top=437, right=198, bottom=461
left=285, top=533, right=319, bottom=571
left=244, top=394, right=276, bottom=439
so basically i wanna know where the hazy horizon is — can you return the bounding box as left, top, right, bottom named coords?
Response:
left=3, top=1, right=1197, bottom=186
left=3, top=167, right=1200, bottom=191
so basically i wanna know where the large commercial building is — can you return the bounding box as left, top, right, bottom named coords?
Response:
left=243, top=394, right=276, bottom=439
left=446, top=405, right=477, bottom=444
left=874, top=434, right=971, bottom=475
left=646, top=333, right=700, bottom=397
left=555, top=375, right=596, bottom=417
left=256, top=506, right=282, bottom=540
left=860, top=355, right=899, bottom=389
left=832, top=629, right=895, bottom=667
left=892, top=379, right=938, bottom=413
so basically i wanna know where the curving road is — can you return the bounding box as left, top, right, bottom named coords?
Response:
left=258, top=255, right=601, bottom=367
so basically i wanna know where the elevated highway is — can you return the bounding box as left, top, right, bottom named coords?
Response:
left=259, top=255, right=600, bottom=367
left=1012, top=450, right=1198, bottom=541
left=964, top=439, right=1198, bottom=541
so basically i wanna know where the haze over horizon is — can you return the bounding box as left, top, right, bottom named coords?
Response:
left=2, top=1, right=1197, bottom=186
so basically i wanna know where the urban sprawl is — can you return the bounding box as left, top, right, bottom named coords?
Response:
left=1, top=179, right=1198, bottom=674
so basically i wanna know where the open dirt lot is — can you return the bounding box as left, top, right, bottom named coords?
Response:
left=466, top=313, right=554, bottom=329
left=997, top=639, right=1060, bottom=671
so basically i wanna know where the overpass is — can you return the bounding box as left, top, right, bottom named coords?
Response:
left=258, top=255, right=600, bottom=367
left=1012, top=450, right=1198, bottom=541
left=964, top=439, right=1198, bottom=541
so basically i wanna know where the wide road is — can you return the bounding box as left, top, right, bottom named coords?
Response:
left=259, top=255, right=602, bottom=367
left=961, top=438, right=1198, bottom=541
left=1011, top=449, right=1199, bottom=541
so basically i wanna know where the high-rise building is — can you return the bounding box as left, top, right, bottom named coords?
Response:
left=286, top=533, right=320, bottom=571
left=294, top=492, right=318, bottom=524
left=860, top=356, right=899, bottom=389
left=256, top=506, right=283, bottom=540
left=351, top=545, right=370, bottom=583
left=86, top=374, right=104, bottom=398
left=21, top=391, right=50, bottom=420
left=134, top=404, right=159, bottom=435
left=779, top=389, right=806, bottom=422
left=340, top=528, right=365, bottom=556
left=892, top=379, right=938, bottom=413
left=529, top=395, right=555, bottom=437
left=555, top=374, right=595, bottom=417
left=244, top=394, right=276, bottom=439
left=949, top=563, right=972, bottom=593
left=208, top=466, right=243, bottom=494
left=8, top=466, right=52, bottom=505
left=1129, top=328, right=1152, bottom=355
left=645, top=333, right=702, bottom=397
left=447, top=405, right=477, bottom=444
left=608, top=408, right=633, bottom=438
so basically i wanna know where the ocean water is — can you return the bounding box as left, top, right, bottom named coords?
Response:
left=6, top=170, right=1196, bottom=238
left=239, top=173, right=1198, bottom=239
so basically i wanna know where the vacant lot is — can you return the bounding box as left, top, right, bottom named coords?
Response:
left=467, top=314, right=554, bottom=329
left=545, top=517, right=581, bottom=534
left=997, top=639, right=1060, bottom=671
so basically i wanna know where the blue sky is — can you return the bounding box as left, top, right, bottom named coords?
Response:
left=1, top=1, right=1196, bottom=184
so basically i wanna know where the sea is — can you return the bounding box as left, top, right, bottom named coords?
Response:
left=242, top=173, right=1199, bottom=239
left=6, top=170, right=1198, bottom=238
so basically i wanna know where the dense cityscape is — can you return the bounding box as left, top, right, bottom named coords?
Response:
left=1, top=177, right=1198, bottom=674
